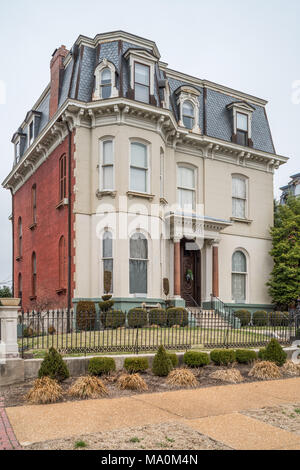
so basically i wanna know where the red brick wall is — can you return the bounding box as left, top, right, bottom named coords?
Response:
left=13, top=133, right=75, bottom=311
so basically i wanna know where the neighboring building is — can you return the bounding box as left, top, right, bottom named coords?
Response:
left=2, top=31, right=288, bottom=312
left=280, top=174, right=300, bottom=204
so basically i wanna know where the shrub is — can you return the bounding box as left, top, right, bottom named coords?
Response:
left=183, top=351, right=210, bottom=368
left=68, top=376, right=108, bottom=398
left=25, top=377, right=63, bottom=404
left=258, top=347, right=266, bottom=360
left=258, top=338, right=287, bottom=366
left=210, top=349, right=236, bottom=366
left=117, top=373, right=148, bottom=391
left=88, top=357, right=116, bottom=376
left=166, top=369, right=198, bottom=388
left=23, top=327, right=34, bottom=338
left=76, top=301, right=96, bottom=330
left=234, top=309, right=251, bottom=327
left=152, top=345, right=173, bottom=377
left=167, top=307, right=188, bottom=327
left=269, top=311, right=289, bottom=327
left=167, top=353, right=179, bottom=368
left=38, top=347, right=69, bottom=382
left=252, top=310, right=268, bottom=326
left=101, top=310, right=126, bottom=329
left=99, top=300, right=115, bottom=312
left=127, top=308, right=148, bottom=328
left=235, top=349, right=257, bottom=364
left=124, top=357, right=149, bottom=374
left=249, top=361, right=281, bottom=379
left=148, top=309, right=167, bottom=327
left=209, top=369, right=244, bottom=384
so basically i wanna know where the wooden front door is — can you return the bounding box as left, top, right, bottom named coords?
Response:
left=180, top=239, right=201, bottom=306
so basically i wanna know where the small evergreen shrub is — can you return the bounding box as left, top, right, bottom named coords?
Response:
left=167, top=308, right=188, bottom=327
left=258, top=339, right=287, bottom=366
left=252, top=311, right=268, bottom=326
left=88, top=357, right=116, bottom=376
left=234, top=309, right=251, bottom=327
left=99, top=300, right=115, bottom=312
left=76, top=301, right=96, bottom=330
left=101, top=310, right=125, bottom=329
left=124, top=357, right=149, bottom=373
left=183, top=351, right=210, bottom=368
left=269, top=311, right=289, bottom=327
left=235, top=349, right=257, bottom=364
left=127, top=308, right=148, bottom=328
left=258, top=347, right=266, bottom=360
left=38, top=347, right=70, bottom=382
left=148, top=309, right=167, bottom=327
left=167, top=353, right=179, bottom=368
left=152, top=345, right=173, bottom=377
left=210, top=349, right=236, bottom=366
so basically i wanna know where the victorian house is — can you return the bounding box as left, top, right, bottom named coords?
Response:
left=3, top=31, right=288, bottom=312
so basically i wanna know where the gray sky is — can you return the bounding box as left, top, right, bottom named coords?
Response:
left=0, top=0, right=299, bottom=286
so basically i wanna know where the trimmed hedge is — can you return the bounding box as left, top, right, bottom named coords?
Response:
left=252, top=310, right=268, bottom=326
left=167, top=353, right=179, bottom=368
left=99, top=300, right=114, bottom=312
left=152, top=345, right=173, bottom=377
left=269, top=311, right=289, bottom=327
left=38, top=347, right=69, bottom=382
left=210, top=349, right=236, bottom=365
left=101, top=310, right=126, bottom=329
left=76, top=301, right=96, bottom=330
left=149, top=309, right=167, bottom=327
left=235, top=349, right=257, bottom=364
left=234, top=309, right=251, bottom=327
left=258, top=338, right=287, bottom=366
left=167, top=308, right=188, bottom=327
left=88, top=357, right=116, bottom=376
left=183, top=351, right=210, bottom=368
left=124, top=357, right=149, bottom=373
left=127, top=308, right=148, bottom=328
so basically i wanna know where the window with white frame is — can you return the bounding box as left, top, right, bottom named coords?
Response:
left=100, top=140, right=114, bottom=190
left=232, top=175, right=247, bottom=219
left=236, top=112, right=248, bottom=146
left=93, top=59, right=118, bottom=101
left=232, top=251, right=247, bottom=302
left=160, top=149, right=164, bottom=198
left=130, top=142, right=148, bottom=193
left=28, top=120, right=34, bottom=146
left=103, top=231, right=113, bottom=292
left=100, top=68, right=112, bottom=99
left=134, top=63, right=150, bottom=103
left=182, top=101, right=195, bottom=130
left=15, top=140, right=21, bottom=162
left=129, top=232, right=148, bottom=294
left=177, top=166, right=196, bottom=210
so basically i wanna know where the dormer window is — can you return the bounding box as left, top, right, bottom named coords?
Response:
left=236, top=112, right=248, bottom=146
left=182, top=101, right=195, bottom=130
left=226, top=101, right=255, bottom=148
left=93, top=58, right=118, bottom=101
left=134, top=63, right=150, bottom=103
left=175, top=86, right=201, bottom=134
left=15, top=140, right=21, bottom=162
left=101, top=68, right=112, bottom=99
left=29, top=120, right=34, bottom=146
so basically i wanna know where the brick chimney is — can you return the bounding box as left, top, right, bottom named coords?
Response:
left=49, top=45, right=69, bottom=119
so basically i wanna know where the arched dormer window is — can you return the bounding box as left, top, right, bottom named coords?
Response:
left=175, top=86, right=201, bottom=134
left=93, top=59, right=118, bottom=101
left=182, top=101, right=195, bottom=130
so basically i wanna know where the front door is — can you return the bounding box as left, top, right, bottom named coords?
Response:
left=180, top=239, right=201, bottom=307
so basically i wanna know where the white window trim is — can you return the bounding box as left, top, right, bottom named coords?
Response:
left=28, top=118, right=35, bottom=147
left=176, top=86, right=201, bottom=134
left=160, top=149, right=164, bottom=199
left=232, top=174, right=249, bottom=220
left=129, top=231, right=149, bottom=297
left=102, top=230, right=114, bottom=294
left=177, top=164, right=197, bottom=211
left=227, top=102, right=254, bottom=140
left=231, top=249, right=249, bottom=304
left=129, top=140, right=151, bottom=195
left=15, top=138, right=21, bottom=164
left=127, top=54, right=155, bottom=97
left=93, top=58, right=118, bottom=101
left=99, top=137, right=115, bottom=191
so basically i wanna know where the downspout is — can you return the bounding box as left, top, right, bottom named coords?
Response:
left=65, top=122, right=72, bottom=314
left=10, top=188, right=14, bottom=298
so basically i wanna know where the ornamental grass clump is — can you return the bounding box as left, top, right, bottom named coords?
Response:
left=166, top=368, right=198, bottom=388
left=258, top=338, right=287, bottom=366
left=68, top=376, right=108, bottom=398
left=38, top=347, right=69, bottom=382
left=117, top=373, right=148, bottom=392
left=209, top=369, right=244, bottom=384
left=152, top=345, right=173, bottom=377
left=249, top=361, right=281, bottom=380
left=281, top=360, right=300, bottom=377
left=25, top=377, right=63, bottom=404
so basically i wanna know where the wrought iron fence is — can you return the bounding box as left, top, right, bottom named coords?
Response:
left=18, top=308, right=296, bottom=358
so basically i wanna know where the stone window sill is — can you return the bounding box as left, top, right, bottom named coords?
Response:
left=160, top=197, right=168, bottom=205
left=29, top=295, right=37, bottom=301
left=29, top=222, right=37, bottom=231
left=127, top=191, right=154, bottom=201
left=16, top=256, right=23, bottom=262
left=56, top=288, right=67, bottom=295
left=230, top=217, right=253, bottom=224
left=56, top=198, right=69, bottom=210
left=96, top=190, right=117, bottom=200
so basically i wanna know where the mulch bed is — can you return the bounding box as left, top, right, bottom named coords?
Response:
left=1, top=363, right=298, bottom=408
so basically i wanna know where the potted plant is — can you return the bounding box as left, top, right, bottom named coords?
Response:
left=0, top=286, right=20, bottom=306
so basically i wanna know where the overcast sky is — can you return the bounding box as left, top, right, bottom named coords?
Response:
left=0, top=0, right=299, bottom=286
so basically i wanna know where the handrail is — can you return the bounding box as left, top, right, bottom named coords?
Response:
left=185, top=294, right=202, bottom=309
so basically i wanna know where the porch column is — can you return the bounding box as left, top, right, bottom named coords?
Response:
left=173, top=238, right=181, bottom=296
left=212, top=242, right=219, bottom=298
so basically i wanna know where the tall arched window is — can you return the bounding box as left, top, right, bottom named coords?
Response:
left=232, top=175, right=247, bottom=219
left=59, top=155, right=67, bottom=201
left=18, top=217, right=22, bottom=258
left=18, top=273, right=22, bottom=300
left=31, top=252, right=37, bottom=298
left=101, top=68, right=112, bottom=99
left=129, top=233, right=148, bottom=294
left=182, top=101, right=195, bottom=129
left=232, top=251, right=247, bottom=302
left=59, top=236, right=66, bottom=289
left=103, top=231, right=113, bottom=292
left=31, top=184, right=37, bottom=224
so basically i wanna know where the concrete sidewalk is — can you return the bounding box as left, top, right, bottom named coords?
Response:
left=5, top=378, right=300, bottom=450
